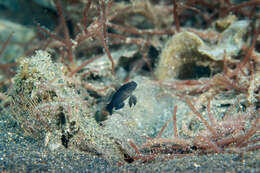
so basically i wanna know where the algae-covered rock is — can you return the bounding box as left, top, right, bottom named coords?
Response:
left=155, top=20, right=249, bottom=80
left=155, top=31, right=216, bottom=80
left=199, top=20, right=249, bottom=61
left=10, top=50, right=82, bottom=143
left=9, top=50, right=125, bottom=162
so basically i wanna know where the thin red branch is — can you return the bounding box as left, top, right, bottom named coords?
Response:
left=0, top=63, right=17, bottom=69
left=248, top=6, right=256, bottom=19
left=0, top=32, right=18, bottom=78
left=82, top=1, right=91, bottom=34
left=223, top=0, right=260, bottom=15
left=172, top=105, right=178, bottom=138
left=128, top=140, right=141, bottom=155
left=157, top=117, right=171, bottom=138
left=101, top=0, right=108, bottom=39
left=231, top=22, right=260, bottom=77
left=216, top=75, right=248, bottom=92
left=194, top=136, right=222, bottom=153
left=222, top=96, right=241, bottom=120
left=69, top=55, right=102, bottom=77
left=236, top=114, right=260, bottom=147
left=240, top=137, right=260, bottom=148
left=184, top=97, right=218, bottom=137
left=0, top=32, right=14, bottom=57
left=37, top=24, right=64, bottom=43
left=54, top=0, right=74, bottom=63
left=96, top=31, right=115, bottom=75
left=173, top=0, right=180, bottom=32
left=223, top=50, right=229, bottom=76
left=207, top=96, right=217, bottom=128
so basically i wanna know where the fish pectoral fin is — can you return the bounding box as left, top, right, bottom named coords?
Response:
left=129, top=95, right=137, bottom=107
left=105, top=103, right=113, bottom=115
left=115, top=102, right=125, bottom=110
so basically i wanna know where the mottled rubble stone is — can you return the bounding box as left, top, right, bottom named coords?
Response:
left=199, top=20, right=249, bottom=61
left=9, top=50, right=125, bottom=162
left=155, top=31, right=211, bottom=80
left=215, top=14, right=237, bottom=32
left=155, top=20, right=249, bottom=80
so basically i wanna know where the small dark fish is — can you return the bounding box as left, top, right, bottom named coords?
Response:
left=106, top=81, right=137, bottom=115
